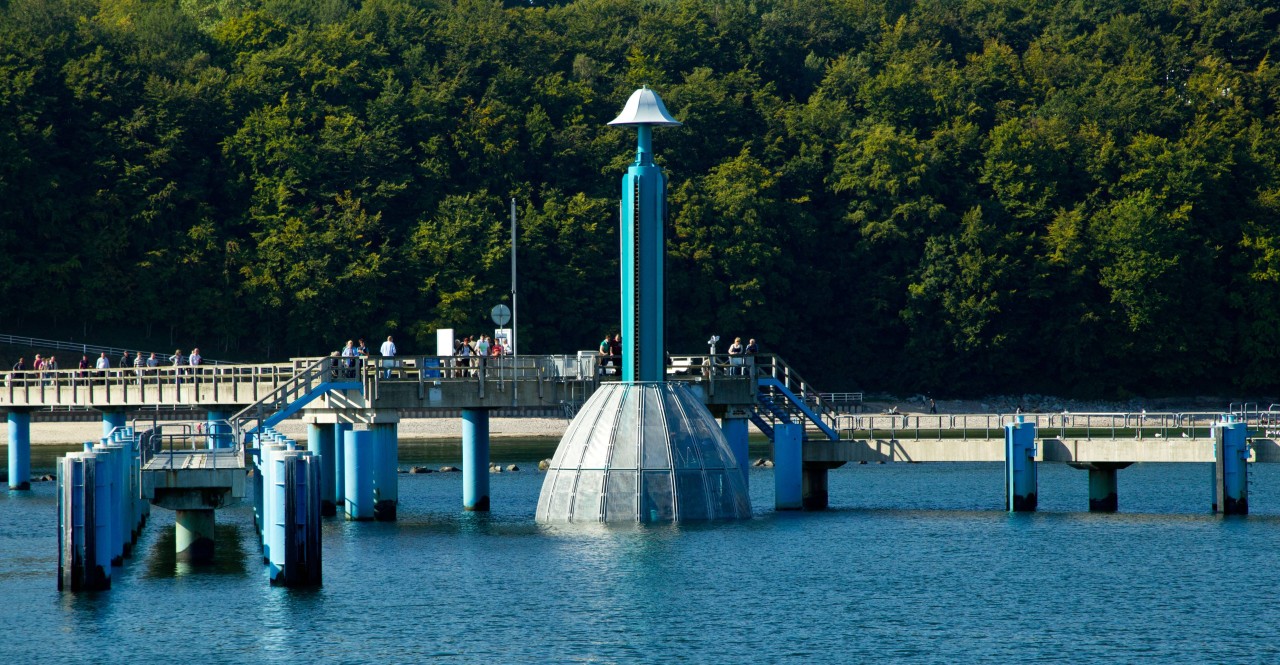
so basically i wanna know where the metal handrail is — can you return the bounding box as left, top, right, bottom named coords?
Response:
left=0, top=333, right=232, bottom=365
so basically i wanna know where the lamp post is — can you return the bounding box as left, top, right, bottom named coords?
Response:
left=510, top=197, right=517, bottom=359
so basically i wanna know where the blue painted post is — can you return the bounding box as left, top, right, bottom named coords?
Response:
left=102, top=410, right=126, bottom=439
left=1213, top=417, right=1249, bottom=515
left=1004, top=420, right=1039, bottom=512
left=58, top=454, right=109, bottom=591
left=8, top=410, right=31, bottom=490
left=333, top=422, right=350, bottom=511
left=774, top=423, right=803, bottom=510
left=96, top=443, right=126, bottom=564
left=371, top=423, right=398, bottom=521
left=308, top=423, right=338, bottom=516
left=90, top=452, right=113, bottom=586
left=721, top=415, right=750, bottom=489
left=252, top=449, right=264, bottom=545
left=207, top=409, right=229, bottom=449
left=343, top=430, right=374, bottom=520
left=272, top=451, right=322, bottom=586
left=618, top=125, right=669, bottom=383
left=462, top=408, right=490, bottom=511
left=258, top=442, right=286, bottom=562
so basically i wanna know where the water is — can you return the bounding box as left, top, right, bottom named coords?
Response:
left=4, top=442, right=1280, bottom=663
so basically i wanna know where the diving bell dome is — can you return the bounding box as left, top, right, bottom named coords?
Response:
left=607, top=86, right=683, bottom=127
left=536, top=382, right=751, bottom=523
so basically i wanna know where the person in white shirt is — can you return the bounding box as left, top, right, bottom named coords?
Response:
left=379, top=336, right=397, bottom=378
left=95, top=352, right=110, bottom=379
left=188, top=348, right=202, bottom=382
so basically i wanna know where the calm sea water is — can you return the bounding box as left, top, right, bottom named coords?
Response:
left=3, top=440, right=1280, bottom=663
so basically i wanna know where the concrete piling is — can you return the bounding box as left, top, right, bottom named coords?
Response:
left=8, top=410, right=31, bottom=490
left=1213, top=417, right=1249, bottom=515
left=1004, top=420, right=1038, bottom=512
left=774, top=423, right=803, bottom=510
left=462, top=408, right=490, bottom=511
left=371, top=423, right=398, bottom=521
left=343, top=429, right=374, bottom=520
left=721, top=414, right=750, bottom=490
left=175, top=509, right=216, bottom=562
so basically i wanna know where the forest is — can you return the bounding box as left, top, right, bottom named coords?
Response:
left=0, top=0, right=1278, bottom=396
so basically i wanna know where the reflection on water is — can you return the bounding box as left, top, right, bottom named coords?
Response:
left=146, top=524, right=250, bottom=579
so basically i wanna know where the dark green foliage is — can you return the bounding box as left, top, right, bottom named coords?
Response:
left=1, top=0, right=1278, bottom=396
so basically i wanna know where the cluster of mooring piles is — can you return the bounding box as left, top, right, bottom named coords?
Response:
left=56, top=427, right=152, bottom=591
left=252, top=426, right=323, bottom=587
left=535, top=88, right=751, bottom=524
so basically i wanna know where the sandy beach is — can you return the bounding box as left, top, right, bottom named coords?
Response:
left=23, top=416, right=571, bottom=446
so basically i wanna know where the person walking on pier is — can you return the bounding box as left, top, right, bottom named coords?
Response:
left=77, top=355, right=89, bottom=380
left=171, top=349, right=185, bottom=384
left=147, top=352, right=159, bottom=375
left=120, top=350, right=131, bottom=375
left=133, top=352, right=144, bottom=379
left=379, top=336, right=397, bottom=379
left=95, top=352, right=109, bottom=379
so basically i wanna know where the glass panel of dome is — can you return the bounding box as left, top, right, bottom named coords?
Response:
left=640, top=470, right=675, bottom=522
left=675, top=470, right=710, bottom=520
left=536, top=470, right=556, bottom=517
left=666, top=395, right=703, bottom=469
left=609, top=387, right=640, bottom=469
left=603, top=470, right=638, bottom=520
left=582, top=387, right=625, bottom=468
left=571, top=470, right=605, bottom=521
left=549, top=471, right=576, bottom=517
left=640, top=390, right=671, bottom=469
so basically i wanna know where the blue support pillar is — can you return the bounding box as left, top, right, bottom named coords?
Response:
left=1004, top=420, right=1038, bottom=512
left=8, top=410, right=31, bottom=490
left=307, top=423, right=338, bottom=516
left=1213, top=417, right=1249, bottom=515
left=462, top=408, right=490, bottom=511
left=371, top=423, right=398, bottom=521
left=259, top=443, right=286, bottom=562
left=721, top=414, right=750, bottom=490
left=206, top=410, right=229, bottom=449
left=333, top=423, right=350, bottom=512
left=271, top=451, right=322, bottom=587
left=102, top=410, right=126, bottom=439
left=343, top=430, right=374, bottom=520
left=774, top=423, right=803, bottom=510
left=58, top=453, right=110, bottom=591
left=90, top=452, right=113, bottom=585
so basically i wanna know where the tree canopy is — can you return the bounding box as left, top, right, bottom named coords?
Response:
left=2, top=0, right=1278, bottom=397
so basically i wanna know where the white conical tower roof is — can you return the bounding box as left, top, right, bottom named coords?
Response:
left=536, top=382, right=751, bottom=523
left=607, top=86, right=682, bottom=126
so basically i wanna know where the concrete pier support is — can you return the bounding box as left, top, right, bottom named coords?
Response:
left=102, top=410, right=126, bottom=439
left=774, top=423, right=803, bottom=511
left=333, top=422, right=350, bottom=513
left=721, top=411, right=750, bottom=489
left=1213, top=418, right=1249, bottom=515
left=307, top=423, right=338, bottom=516
left=343, top=429, right=374, bottom=520
left=462, top=408, right=491, bottom=511
left=802, top=461, right=844, bottom=511
left=1004, top=420, right=1038, bottom=512
left=175, top=509, right=215, bottom=563
left=371, top=423, right=398, bottom=521
left=8, top=410, right=31, bottom=490
left=1090, top=466, right=1118, bottom=512
left=270, top=451, right=322, bottom=587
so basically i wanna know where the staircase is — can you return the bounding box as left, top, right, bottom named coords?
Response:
left=750, top=356, right=840, bottom=442
left=231, top=357, right=363, bottom=445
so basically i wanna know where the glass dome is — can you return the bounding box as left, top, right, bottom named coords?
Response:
left=536, top=382, right=751, bottom=523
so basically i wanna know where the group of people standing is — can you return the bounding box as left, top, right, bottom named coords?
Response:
left=726, top=337, right=759, bottom=375
left=8, top=347, right=203, bottom=384
left=338, top=336, right=400, bottom=378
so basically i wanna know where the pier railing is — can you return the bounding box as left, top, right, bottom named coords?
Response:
left=833, top=411, right=1257, bottom=442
